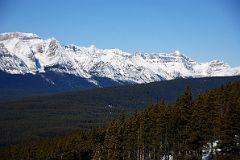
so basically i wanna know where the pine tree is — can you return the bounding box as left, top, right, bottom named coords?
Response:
left=103, top=115, right=125, bottom=160
left=189, top=94, right=210, bottom=159
left=218, top=94, right=240, bottom=159
left=174, top=86, right=194, bottom=159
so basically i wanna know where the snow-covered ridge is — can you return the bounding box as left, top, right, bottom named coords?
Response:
left=0, top=32, right=239, bottom=85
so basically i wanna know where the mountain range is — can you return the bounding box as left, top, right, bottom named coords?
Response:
left=1, top=32, right=240, bottom=90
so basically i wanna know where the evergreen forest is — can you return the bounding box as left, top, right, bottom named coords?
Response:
left=1, top=81, right=240, bottom=160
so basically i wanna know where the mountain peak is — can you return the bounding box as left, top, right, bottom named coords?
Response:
left=170, top=50, right=187, bottom=58
left=0, top=32, right=40, bottom=40
left=89, top=45, right=96, bottom=49
left=174, top=50, right=181, bottom=55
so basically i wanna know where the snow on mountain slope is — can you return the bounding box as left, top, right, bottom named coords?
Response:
left=0, top=32, right=239, bottom=86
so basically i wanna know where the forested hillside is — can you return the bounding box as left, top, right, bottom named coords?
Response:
left=1, top=76, right=240, bottom=147
left=1, top=81, right=239, bottom=160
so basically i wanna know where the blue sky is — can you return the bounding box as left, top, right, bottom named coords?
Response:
left=1, top=0, right=240, bottom=66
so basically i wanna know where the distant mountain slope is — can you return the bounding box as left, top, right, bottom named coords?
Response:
left=1, top=76, right=240, bottom=147
left=11, top=76, right=240, bottom=109
left=0, top=70, right=123, bottom=102
left=0, top=32, right=240, bottom=92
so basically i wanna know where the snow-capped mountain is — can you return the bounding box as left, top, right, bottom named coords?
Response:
left=0, top=32, right=240, bottom=87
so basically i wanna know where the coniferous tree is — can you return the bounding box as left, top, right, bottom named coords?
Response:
left=218, top=95, right=240, bottom=159
left=175, top=86, right=194, bottom=159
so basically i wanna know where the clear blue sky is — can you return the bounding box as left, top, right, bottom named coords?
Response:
left=1, top=0, right=240, bottom=66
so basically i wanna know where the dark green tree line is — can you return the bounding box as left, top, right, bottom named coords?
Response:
left=1, top=82, right=240, bottom=160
